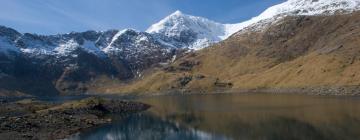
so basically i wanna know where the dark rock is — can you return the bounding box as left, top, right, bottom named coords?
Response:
left=194, top=74, right=206, bottom=79
left=177, top=76, right=193, bottom=87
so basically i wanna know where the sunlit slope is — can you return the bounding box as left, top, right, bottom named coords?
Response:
left=96, top=12, right=360, bottom=94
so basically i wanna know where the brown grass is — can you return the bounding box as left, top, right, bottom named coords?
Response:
left=92, top=12, right=360, bottom=95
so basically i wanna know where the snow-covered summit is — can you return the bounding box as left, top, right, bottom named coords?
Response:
left=147, top=10, right=226, bottom=50
left=147, top=10, right=224, bottom=35
left=147, top=0, right=360, bottom=50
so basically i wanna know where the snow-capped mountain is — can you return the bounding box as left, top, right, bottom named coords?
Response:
left=102, top=29, right=176, bottom=72
left=146, top=10, right=251, bottom=50
left=1, top=0, right=360, bottom=96
left=0, top=26, right=179, bottom=95
left=266, top=0, right=360, bottom=16
left=230, top=0, right=360, bottom=34
left=147, top=11, right=226, bottom=50
left=147, top=0, right=360, bottom=50
left=3, top=0, right=359, bottom=57
left=12, top=28, right=175, bottom=69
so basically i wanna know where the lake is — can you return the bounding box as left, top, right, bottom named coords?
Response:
left=67, top=94, right=360, bottom=140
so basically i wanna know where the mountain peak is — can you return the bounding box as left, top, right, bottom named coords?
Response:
left=146, top=10, right=190, bottom=33
left=170, top=10, right=183, bottom=16
left=146, top=10, right=226, bottom=50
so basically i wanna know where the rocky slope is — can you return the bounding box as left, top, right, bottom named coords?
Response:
left=0, top=26, right=180, bottom=96
left=97, top=0, right=360, bottom=95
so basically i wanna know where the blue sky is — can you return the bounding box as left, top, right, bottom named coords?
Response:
left=0, top=0, right=285, bottom=35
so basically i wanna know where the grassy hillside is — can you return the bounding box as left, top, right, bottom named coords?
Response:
left=93, top=12, right=360, bottom=95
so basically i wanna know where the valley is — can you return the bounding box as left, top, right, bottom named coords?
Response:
left=2, top=0, right=360, bottom=96
left=1, top=0, right=360, bottom=139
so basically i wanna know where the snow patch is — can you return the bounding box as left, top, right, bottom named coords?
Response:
left=82, top=40, right=106, bottom=57
left=54, top=39, right=79, bottom=56
left=108, top=29, right=131, bottom=47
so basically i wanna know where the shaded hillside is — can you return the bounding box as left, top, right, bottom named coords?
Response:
left=0, top=27, right=181, bottom=96
left=99, top=12, right=360, bottom=95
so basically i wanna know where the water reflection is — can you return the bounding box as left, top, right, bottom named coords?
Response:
left=68, top=113, right=230, bottom=140
left=70, top=94, right=360, bottom=140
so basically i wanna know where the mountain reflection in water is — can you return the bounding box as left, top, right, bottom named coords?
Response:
left=68, top=113, right=230, bottom=140
left=68, top=94, right=360, bottom=140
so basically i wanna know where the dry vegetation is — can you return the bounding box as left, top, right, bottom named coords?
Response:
left=92, top=12, right=360, bottom=95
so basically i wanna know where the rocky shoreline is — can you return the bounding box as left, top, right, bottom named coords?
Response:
left=117, top=86, right=360, bottom=97
left=238, top=86, right=360, bottom=96
left=211, top=86, right=360, bottom=96
left=0, top=97, right=150, bottom=140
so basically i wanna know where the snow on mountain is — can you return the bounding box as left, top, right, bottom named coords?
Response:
left=147, top=0, right=360, bottom=50
left=102, top=29, right=175, bottom=70
left=147, top=10, right=226, bottom=50
left=1, top=0, right=360, bottom=56
left=267, top=0, right=360, bottom=16
left=229, top=0, right=360, bottom=35
left=53, top=39, right=106, bottom=58
left=105, top=29, right=132, bottom=51
left=16, top=33, right=106, bottom=58
left=0, top=25, right=176, bottom=77
left=17, top=34, right=56, bottom=56
left=103, top=29, right=172, bottom=56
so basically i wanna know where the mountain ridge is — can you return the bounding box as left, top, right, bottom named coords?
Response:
left=1, top=0, right=360, bottom=96
left=90, top=0, right=360, bottom=95
left=100, top=11, right=360, bottom=95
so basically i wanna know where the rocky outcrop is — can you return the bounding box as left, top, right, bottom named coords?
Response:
left=0, top=97, right=150, bottom=140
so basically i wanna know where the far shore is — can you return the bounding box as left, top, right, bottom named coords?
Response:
left=95, top=85, right=360, bottom=98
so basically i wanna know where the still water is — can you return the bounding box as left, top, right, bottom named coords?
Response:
left=68, top=94, right=360, bottom=140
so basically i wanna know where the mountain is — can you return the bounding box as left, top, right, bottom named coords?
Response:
left=2, top=0, right=360, bottom=96
left=1, top=8, right=244, bottom=96
left=147, top=11, right=226, bottom=50
left=146, top=10, right=249, bottom=50
left=97, top=0, right=360, bottom=95
left=230, top=0, right=360, bottom=34
left=146, top=0, right=360, bottom=50
left=0, top=27, right=180, bottom=96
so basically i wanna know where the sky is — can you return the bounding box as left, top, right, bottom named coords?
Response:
left=0, top=0, right=285, bottom=35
